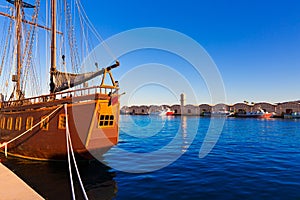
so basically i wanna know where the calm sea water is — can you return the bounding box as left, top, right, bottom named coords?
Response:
left=1, top=115, right=300, bottom=200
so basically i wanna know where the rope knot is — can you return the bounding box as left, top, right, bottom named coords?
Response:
left=0, top=142, right=7, bottom=148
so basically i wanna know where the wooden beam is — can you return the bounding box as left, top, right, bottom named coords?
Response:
left=0, top=11, right=62, bottom=35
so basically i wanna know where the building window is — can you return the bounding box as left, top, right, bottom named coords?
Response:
left=188, top=109, right=191, bottom=114
left=15, top=117, right=22, bottom=131
left=0, top=117, right=5, bottom=129
left=238, top=109, right=246, bottom=114
left=26, top=117, right=34, bottom=130
left=98, top=115, right=114, bottom=127
left=40, top=116, right=49, bottom=131
left=58, top=114, right=67, bottom=129
left=7, top=117, right=13, bottom=130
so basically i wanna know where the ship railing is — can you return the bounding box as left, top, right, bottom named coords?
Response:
left=0, top=85, right=118, bottom=108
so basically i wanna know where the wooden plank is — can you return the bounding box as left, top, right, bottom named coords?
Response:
left=0, top=163, right=44, bottom=200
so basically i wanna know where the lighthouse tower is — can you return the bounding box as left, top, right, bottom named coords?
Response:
left=180, top=93, right=185, bottom=115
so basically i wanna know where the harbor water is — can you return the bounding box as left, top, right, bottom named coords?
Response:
left=1, top=115, right=300, bottom=199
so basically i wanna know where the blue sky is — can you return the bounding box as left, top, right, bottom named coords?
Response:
left=1, top=0, right=299, bottom=105
left=80, top=0, right=300, bottom=105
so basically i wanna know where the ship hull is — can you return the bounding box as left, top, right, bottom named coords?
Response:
left=166, top=111, right=174, bottom=116
left=0, top=92, right=119, bottom=161
left=236, top=113, right=272, bottom=119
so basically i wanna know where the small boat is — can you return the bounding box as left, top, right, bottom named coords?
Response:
left=236, top=109, right=273, bottom=119
left=166, top=110, right=175, bottom=116
left=211, top=111, right=234, bottom=117
left=159, top=108, right=174, bottom=116
left=284, top=112, right=300, bottom=119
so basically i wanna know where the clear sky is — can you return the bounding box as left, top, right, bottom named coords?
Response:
left=80, top=0, right=300, bottom=106
left=82, top=0, right=300, bottom=104
left=1, top=0, right=299, bottom=106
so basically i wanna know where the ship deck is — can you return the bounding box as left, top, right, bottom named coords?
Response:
left=0, top=85, right=116, bottom=112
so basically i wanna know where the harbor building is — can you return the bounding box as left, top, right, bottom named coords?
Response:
left=127, top=105, right=149, bottom=115
left=232, top=103, right=252, bottom=113
left=127, top=106, right=138, bottom=115
left=137, top=105, right=149, bottom=115
left=199, top=104, right=212, bottom=115
left=183, top=104, right=200, bottom=116
left=148, top=105, right=161, bottom=114
left=179, top=94, right=200, bottom=115
left=171, top=104, right=181, bottom=115
left=212, top=103, right=230, bottom=113
left=121, top=94, right=300, bottom=117
left=276, top=101, right=300, bottom=116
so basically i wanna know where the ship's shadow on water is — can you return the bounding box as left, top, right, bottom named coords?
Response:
left=0, top=155, right=117, bottom=200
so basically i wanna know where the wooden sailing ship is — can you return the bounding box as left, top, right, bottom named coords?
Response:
left=0, top=0, right=120, bottom=160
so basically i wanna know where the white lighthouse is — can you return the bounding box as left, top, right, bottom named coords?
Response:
left=180, top=93, right=185, bottom=115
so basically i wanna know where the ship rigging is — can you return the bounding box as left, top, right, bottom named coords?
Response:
left=0, top=0, right=121, bottom=160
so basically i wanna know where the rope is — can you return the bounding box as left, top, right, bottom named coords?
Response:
left=0, top=105, right=63, bottom=157
left=21, top=0, right=41, bottom=95
left=0, top=16, right=13, bottom=76
left=64, top=1, right=80, bottom=73
left=66, top=103, right=75, bottom=199
left=64, top=104, right=89, bottom=200
left=75, top=0, right=117, bottom=61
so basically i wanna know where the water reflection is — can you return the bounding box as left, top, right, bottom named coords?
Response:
left=0, top=155, right=117, bottom=199
left=181, top=116, right=189, bottom=153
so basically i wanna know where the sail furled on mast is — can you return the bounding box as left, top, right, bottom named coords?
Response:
left=53, top=68, right=105, bottom=92
left=53, top=61, right=120, bottom=93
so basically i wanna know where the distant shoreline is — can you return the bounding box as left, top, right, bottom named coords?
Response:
left=121, top=100, right=300, bottom=119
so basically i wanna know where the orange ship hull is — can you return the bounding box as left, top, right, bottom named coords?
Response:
left=0, top=87, right=119, bottom=161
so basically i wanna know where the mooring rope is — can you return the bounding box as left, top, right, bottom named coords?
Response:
left=65, top=103, right=75, bottom=199
left=64, top=104, right=89, bottom=200
left=0, top=105, right=63, bottom=157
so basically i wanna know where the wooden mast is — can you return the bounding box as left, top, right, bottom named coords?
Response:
left=15, top=0, right=22, bottom=98
left=0, top=0, right=35, bottom=99
left=50, top=0, right=57, bottom=93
